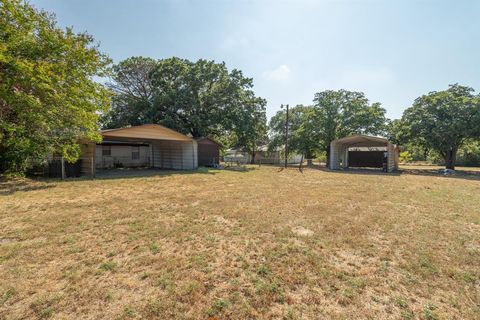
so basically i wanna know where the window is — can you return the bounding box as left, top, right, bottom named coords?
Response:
left=102, top=145, right=111, bottom=156
left=132, top=146, right=140, bottom=160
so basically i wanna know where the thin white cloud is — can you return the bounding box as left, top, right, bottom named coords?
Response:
left=262, top=65, right=291, bottom=82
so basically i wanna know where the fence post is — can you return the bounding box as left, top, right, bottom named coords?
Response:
left=61, top=157, right=65, bottom=180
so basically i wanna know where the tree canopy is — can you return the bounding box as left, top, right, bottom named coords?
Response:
left=103, top=56, right=267, bottom=154
left=268, top=92, right=386, bottom=165
left=313, top=90, right=387, bottom=163
left=101, top=56, right=156, bottom=128
left=269, top=105, right=320, bottom=159
left=398, top=84, right=480, bottom=169
left=0, top=0, right=111, bottom=174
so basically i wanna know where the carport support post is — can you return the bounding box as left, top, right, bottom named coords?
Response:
left=344, top=147, right=349, bottom=168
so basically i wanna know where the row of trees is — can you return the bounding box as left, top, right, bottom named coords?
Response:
left=269, top=90, right=387, bottom=165
left=1, top=0, right=479, bottom=174
left=102, top=56, right=267, bottom=156
left=269, top=85, right=480, bottom=170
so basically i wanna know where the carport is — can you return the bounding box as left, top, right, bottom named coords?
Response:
left=78, top=124, right=198, bottom=176
left=329, top=135, right=399, bottom=172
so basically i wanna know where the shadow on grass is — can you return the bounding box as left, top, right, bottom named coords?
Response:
left=399, top=167, right=480, bottom=181
left=1, top=166, right=258, bottom=195
left=0, top=179, right=56, bottom=196
left=93, top=166, right=255, bottom=181
left=311, top=165, right=480, bottom=181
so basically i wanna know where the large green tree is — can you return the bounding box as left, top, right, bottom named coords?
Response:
left=0, top=0, right=111, bottom=174
left=269, top=105, right=320, bottom=163
left=400, top=84, right=480, bottom=169
left=313, top=90, right=387, bottom=165
left=102, top=56, right=156, bottom=128
left=103, top=56, right=267, bottom=154
left=229, top=100, right=267, bottom=164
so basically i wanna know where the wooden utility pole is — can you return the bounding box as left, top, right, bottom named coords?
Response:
left=283, top=104, right=289, bottom=168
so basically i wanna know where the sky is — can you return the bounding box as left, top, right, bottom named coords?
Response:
left=31, top=0, right=480, bottom=120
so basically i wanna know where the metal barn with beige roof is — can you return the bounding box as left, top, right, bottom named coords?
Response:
left=329, top=135, right=399, bottom=172
left=79, top=124, right=198, bottom=176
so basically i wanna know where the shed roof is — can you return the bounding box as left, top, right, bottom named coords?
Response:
left=194, top=137, right=223, bottom=147
left=101, top=124, right=193, bottom=142
left=331, top=135, right=389, bottom=147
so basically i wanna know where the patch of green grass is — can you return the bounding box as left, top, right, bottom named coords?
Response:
left=105, top=292, right=114, bottom=302
left=0, top=288, right=16, bottom=306
left=257, top=265, right=271, bottom=277
left=206, top=298, right=229, bottom=316
left=149, top=242, right=159, bottom=254
left=144, top=300, right=170, bottom=317
left=255, top=278, right=285, bottom=304
left=423, top=303, right=439, bottom=320
left=401, top=310, right=414, bottom=320
left=447, top=268, right=478, bottom=284
left=284, top=308, right=300, bottom=320
left=30, top=294, right=61, bottom=319
left=417, top=254, right=439, bottom=275
left=123, top=305, right=136, bottom=317
left=392, top=296, right=409, bottom=309
left=154, top=271, right=174, bottom=290
left=99, top=261, right=117, bottom=272
left=347, top=277, right=367, bottom=291
left=60, top=236, right=75, bottom=245
left=188, top=254, right=209, bottom=269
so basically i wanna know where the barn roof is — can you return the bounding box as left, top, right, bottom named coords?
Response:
left=101, top=124, right=193, bottom=142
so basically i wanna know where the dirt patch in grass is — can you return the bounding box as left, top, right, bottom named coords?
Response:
left=0, top=166, right=479, bottom=319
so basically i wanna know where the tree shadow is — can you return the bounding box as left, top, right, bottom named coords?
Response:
left=311, top=166, right=480, bottom=181
left=0, top=179, right=56, bottom=196
left=399, top=167, right=480, bottom=181
left=93, top=166, right=255, bottom=181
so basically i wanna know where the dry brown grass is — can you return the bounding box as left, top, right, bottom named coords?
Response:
left=1, top=166, right=479, bottom=319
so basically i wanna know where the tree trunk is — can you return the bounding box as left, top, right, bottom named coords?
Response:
left=444, top=149, right=457, bottom=170
left=250, top=150, right=256, bottom=164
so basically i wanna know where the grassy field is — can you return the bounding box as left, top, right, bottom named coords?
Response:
left=1, top=166, right=479, bottom=319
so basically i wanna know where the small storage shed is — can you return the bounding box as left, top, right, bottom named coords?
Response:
left=329, top=135, right=399, bottom=172
left=195, top=137, right=221, bottom=167
left=79, top=124, right=198, bottom=176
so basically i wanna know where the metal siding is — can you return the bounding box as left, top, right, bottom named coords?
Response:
left=151, top=140, right=197, bottom=170
left=197, top=140, right=220, bottom=166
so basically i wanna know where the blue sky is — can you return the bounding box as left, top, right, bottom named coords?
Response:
left=31, top=0, right=480, bottom=119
